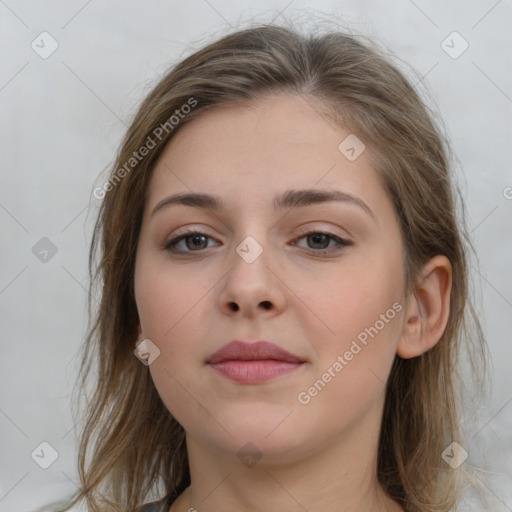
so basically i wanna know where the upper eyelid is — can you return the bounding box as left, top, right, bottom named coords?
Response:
left=168, top=227, right=347, bottom=240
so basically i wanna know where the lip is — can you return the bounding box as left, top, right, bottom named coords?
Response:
left=207, top=340, right=306, bottom=384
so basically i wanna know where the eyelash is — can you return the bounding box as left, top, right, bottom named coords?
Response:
left=164, top=228, right=352, bottom=255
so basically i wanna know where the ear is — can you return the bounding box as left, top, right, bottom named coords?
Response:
left=397, top=255, right=452, bottom=359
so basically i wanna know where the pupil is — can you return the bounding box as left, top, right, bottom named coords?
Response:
left=189, top=235, right=206, bottom=249
left=309, top=233, right=328, bottom=248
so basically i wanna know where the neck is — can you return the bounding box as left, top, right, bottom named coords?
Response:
left=176, top=411, right=403, bottom=512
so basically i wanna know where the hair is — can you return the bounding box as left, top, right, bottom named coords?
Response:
left=51, top=20, right=487, bottom=512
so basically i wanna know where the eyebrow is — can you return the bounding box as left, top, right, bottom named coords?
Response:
left=151, top=189, right=376, bottom=221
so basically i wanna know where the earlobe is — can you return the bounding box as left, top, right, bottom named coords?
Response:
left=397, top=255, right=452, bottom=359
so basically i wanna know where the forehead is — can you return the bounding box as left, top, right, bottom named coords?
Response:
left=146, top=93, right=390, bottom=215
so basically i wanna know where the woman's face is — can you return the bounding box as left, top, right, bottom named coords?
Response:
left=134, top=93, right=408, bottom=463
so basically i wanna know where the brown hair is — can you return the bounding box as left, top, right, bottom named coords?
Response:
left=52, top=21, right=487, bottom=512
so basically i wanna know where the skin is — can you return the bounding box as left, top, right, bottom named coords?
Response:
left=134, top=93, right=452, bottom=512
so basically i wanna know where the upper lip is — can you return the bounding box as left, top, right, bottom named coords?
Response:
left=207, top=340, right=305, bottom=364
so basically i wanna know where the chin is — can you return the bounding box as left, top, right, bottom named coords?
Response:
left=197, top=405, right=317, bottom=462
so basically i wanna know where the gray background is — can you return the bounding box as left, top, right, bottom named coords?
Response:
left=1, top=1, right=511, bottom=511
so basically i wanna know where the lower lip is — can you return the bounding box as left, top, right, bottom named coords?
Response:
left=208, top=360, right=304, bottom=383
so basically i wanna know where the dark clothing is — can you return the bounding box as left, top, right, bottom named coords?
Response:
left=137, top=493, right=177, bottom=512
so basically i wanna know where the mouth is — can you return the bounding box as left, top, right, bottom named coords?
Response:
left=207, top=340, right=306, bottom=384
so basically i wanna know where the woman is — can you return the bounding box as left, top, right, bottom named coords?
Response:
left=53, top=22, right=487, bottom=512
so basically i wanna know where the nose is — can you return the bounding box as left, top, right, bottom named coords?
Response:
left=217, top=238, right=287, bottom=319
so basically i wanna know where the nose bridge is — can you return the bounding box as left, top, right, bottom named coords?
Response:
left=235, top=234, right=266, bottom=266
left=218, top=231, right=286, bottom=316
left=224, top=206, right=270, bottom=266
left=230, top=233, right=270, bottom=285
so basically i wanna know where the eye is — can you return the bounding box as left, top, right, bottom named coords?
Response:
left=165, top=229, right=219, bottom=253
left=164, top=229, right=351, bottom=255
left=293, top=231, right=351, bottom=253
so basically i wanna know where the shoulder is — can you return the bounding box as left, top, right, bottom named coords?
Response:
left=37, top=496, right=171, bottom=512
left=37, top=495, right=174, bottom=512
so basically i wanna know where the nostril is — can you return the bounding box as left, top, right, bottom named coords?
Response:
left=229, top=302, right=239, bottom=311
left=261, top=301, right=272, bottom=310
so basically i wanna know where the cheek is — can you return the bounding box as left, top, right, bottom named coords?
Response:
left=135, top=256, right=214, bottom=345
left=294, top=273, right=403, bottom=435
left=134, top=259, right=213, bottom=421
left=295, top=250, right=404, bottom=388
left=298, top=258, right=403, bottom=338
left=134, top=256, right=221, bottom=410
